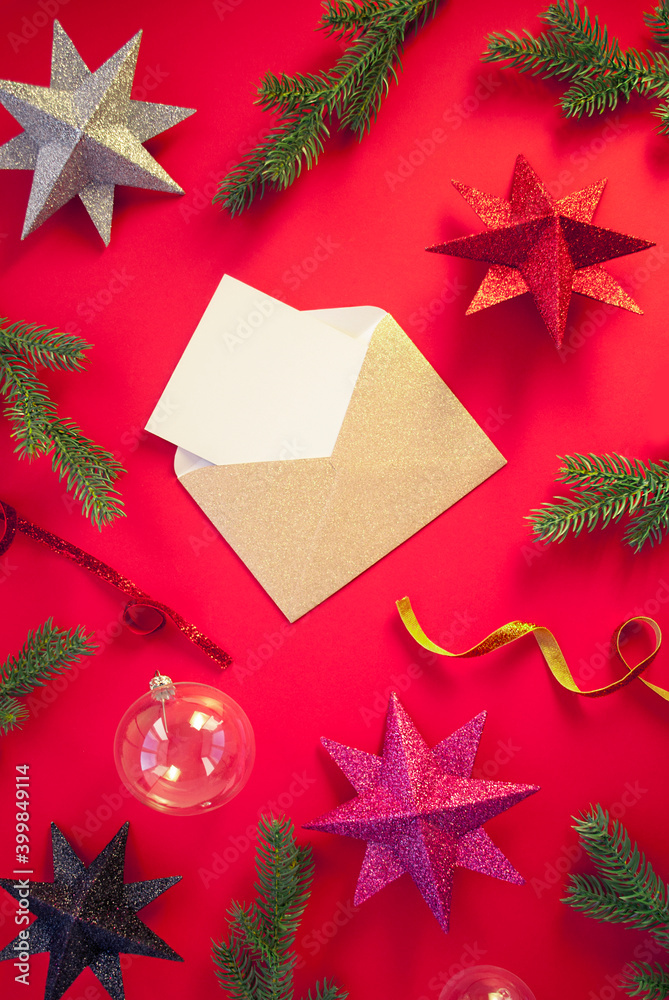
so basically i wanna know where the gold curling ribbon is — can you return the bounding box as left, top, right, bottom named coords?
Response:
left=396, top=597, right=669, bottom=701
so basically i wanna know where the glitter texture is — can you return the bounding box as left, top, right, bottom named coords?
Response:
left=396, top=596, right=668, bottom=701
left=305, top=694, right=539, bottom=933
left=179, top=314, right=506, bottom=622
left=0, top=499, right=232, bottom=668
left=0, top=20, right=195, bottom=244
left=427, top=154, right=654, bottom=347
left=0, top=823, right=182, bottom=1000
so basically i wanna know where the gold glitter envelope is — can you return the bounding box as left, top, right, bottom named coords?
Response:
left=149, top=287, right=506, bottom=622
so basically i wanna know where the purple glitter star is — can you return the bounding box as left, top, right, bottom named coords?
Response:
left=305, top=694, right=539, bottom=932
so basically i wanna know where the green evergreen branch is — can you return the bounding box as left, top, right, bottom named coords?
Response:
left=565, top=872, right=662, bottom=926
left=0, top=619, right=97, bottom=736
left=322, top=0, right=396, bottom=34
left=481, top=31, right=586, bottom=80
left=565, top=806, right=669, bottom=933
left=625, top=964, right=669, bottom=999
left=0, top=697, right=28, bottom=733
left=0, top=348, right=56, bottom=457
left=213, top=936, right=257, bottom=1000
left=0, top=320, right=90, bottom=372
left=45, top=417, right=125, bottom=527
left=261, top=112, right=330, bottom=189
left=562, top=805, right=669, bottom=998
left=646, top=2, right=669, bottom=49
left=528, top=453, right=669, bottom=552
left=215, top=0, right=444, bottom=215
left=0, top=318, right=125, bottom=527
left=483, top=1, right=669, bottom=131
left=302, top=983, right=348, bottom=1000
left=542, top=0, right=620, bottom=63
left=624, top=485, right=669, bottom=550
left=336, top=31, right=401, bottom=134
left=259, top=74, right=330, bottom=115
left=321, top=0, right=438, bottom=36
left=212, top=816, right=347, bottom=1000
left=561, top=69, right=638, bottom=117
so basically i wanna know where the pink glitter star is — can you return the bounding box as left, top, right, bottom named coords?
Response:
left=305, top=694, right=539, bottom=932
left=426, top=154, right=654, bottom=347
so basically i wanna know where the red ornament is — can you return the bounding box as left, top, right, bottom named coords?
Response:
left=427, top=154, right=654, bottom=347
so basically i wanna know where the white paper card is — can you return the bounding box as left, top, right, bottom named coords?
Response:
left=146, top=276, right=371, bottom=466
left=171, top=305, right=386, bottom=477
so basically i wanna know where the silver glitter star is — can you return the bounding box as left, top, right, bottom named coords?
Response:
left=0, top=20, right=195, bottom=244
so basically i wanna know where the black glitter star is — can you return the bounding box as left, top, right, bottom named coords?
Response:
left=0, top=822, right=182, bottom=1000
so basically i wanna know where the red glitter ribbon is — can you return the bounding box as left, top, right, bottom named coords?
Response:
left=0, top=501, right=231, bottom=669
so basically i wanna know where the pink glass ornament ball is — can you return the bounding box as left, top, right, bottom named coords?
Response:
left=114, top=678, right=255, bottom=816
left=439, top=966, right=536, bottom=1000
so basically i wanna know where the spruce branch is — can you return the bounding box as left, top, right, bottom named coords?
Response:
left=0, top=619, right=97, bottom=736
left=646, top=2, right=669, bottom=50
left=46, top=417, right=125, bottom=527
left=564, top=805, right=669, bottom=935
left=625, top=964, right=669, bottom=999
left=483, top=1, right=669, bottom=130
left=0, top=320, right=90, bottom=372
left=0, top=317, right=125, bottom=527
left=215, top=0, right=444, bottom=215
left=564, top=873, right=646, bottom=925
left=302, top=984, right=348, bottom=1000
left=0, top=349, right=55, bottom=457
left=0, top=696, right=28, bottom=733
left=212, top=816, right=347, bottom=1000
left=528, top=453, right=669, bottom=552
left=562, top=805, right=669, bottom=998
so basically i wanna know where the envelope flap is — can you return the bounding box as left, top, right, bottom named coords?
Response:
left=180, top=457, right=337, bottom=612
left=179, top=315, right=505, bottom=622
left=331, top=314, right=504, bottom=479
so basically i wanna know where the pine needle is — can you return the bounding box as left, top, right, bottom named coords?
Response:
left=0, top=317, right=125, bottom=528
left=0, top=619, right=97, bottom=735
left=562, top=805, right=669, bottom=997
left=625, top=964, right=669, bottom=999
left=0, top=320, right=90, bottom=372
left=215, top=0, right=444, bottom=215
left=211, top=816, right=348, bottom=1000
left=483, top=1, right=669, bottom=131
left=528, top=453, right=669, bottom=552
left=46, top=418, right=125, bottom=527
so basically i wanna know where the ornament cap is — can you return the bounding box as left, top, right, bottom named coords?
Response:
left=149, top=670, right=175, bottom=702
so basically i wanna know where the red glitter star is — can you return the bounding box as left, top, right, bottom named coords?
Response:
left=305, top=694, right=539, bottom=932
left=426, top=154, right=654, bottom=347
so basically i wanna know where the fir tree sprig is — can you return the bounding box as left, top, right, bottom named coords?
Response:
left=212, top=815, right=348, bottom=1000
left=0, top=318, right=125, bottom=528
left=528, top=453, right=669, bottom=552
left=626, top=965, right=669, bottom=1000
left=483, top=1, right=669, bottom=130
left=0, top=348, right=56, bottom=457
left=47, top=418, right=125, bottom=527
left=0, top=619, right=97, bottom=735
left=215, top=0, right=443, bottom=215
left=0, top=321, right=90, bottom=372
left=562, top=805, right=669, bottom=999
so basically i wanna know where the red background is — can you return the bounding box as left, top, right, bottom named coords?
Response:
left=1, top=1, right=668, bottom=999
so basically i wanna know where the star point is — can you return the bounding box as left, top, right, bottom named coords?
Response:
left=0, top=822, right=182, bottom=1000
left=427, top=154, right=654, bottom=347
left=0, top=19, right=195, bottom=244
left=305, top=695, right=538, bottom=933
